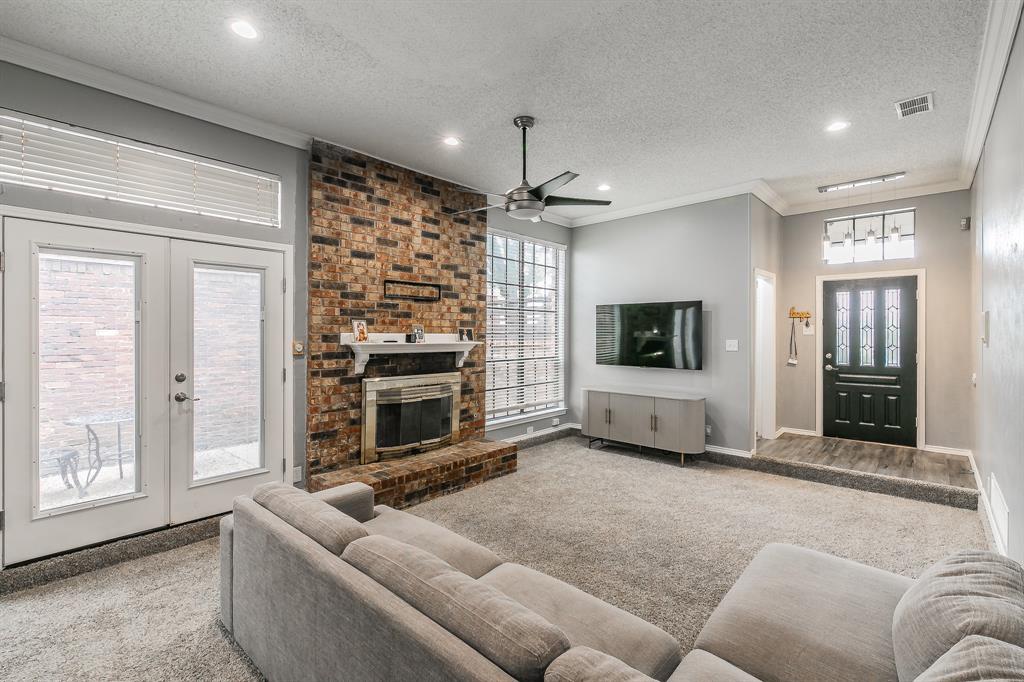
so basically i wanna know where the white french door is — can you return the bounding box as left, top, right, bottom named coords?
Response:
left=168, top=240, right=284, bottom=523
left=2, top=218, right=286, bottom=565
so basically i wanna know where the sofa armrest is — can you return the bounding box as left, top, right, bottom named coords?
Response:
left=311, top=482, right=375, bottom=522
left=219, top=514, right=234, bottom=633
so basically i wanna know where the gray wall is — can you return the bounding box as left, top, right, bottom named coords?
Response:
left=569, top=195, right=753, bottom=452
left=0, top=63, right=310, bottom=472
left=970, top=19, right=1024, bottom=562
left=484, top=208, right=573, bottom=441
left=776, top=190, right=973, bottom=450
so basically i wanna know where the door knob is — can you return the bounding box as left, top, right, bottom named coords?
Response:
left=824, top=364, right=835, bottom=371
left=174, top=392, right=201, bottom=402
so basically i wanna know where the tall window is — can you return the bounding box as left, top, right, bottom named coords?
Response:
left=486, top=232, right=566, bottom=424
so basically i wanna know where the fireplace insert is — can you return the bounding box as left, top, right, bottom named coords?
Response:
left=361, top=373, right=461, bottom=464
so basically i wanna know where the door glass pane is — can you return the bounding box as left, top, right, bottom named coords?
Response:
left=192, top=266, right=263, bottom=480
left=835, top=291, right=850, bottom=365
left=885, top=288, right=901, bottom=367
left=38, top=252, right=138, bottom=511
left=859, top=290, right=875, bottom=366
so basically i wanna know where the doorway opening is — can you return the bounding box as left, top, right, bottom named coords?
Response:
left=754, top=269, right=776, bottom=445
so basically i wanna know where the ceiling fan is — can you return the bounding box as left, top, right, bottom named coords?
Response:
left=458, top=115, right=610, bottom=222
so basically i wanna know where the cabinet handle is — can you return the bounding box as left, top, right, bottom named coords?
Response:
left=606, top=408, right=612, bottom=424
left=652, top=414, right=658, bottom=432
left=650, top=414, right=655, bottom=431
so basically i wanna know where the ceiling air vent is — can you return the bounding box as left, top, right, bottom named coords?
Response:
left=894, top=92, right=934, bottom=119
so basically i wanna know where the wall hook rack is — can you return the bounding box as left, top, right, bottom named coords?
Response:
left=788, top=307, right=812, bottom=320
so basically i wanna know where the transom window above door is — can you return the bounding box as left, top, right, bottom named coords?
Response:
left=822, top=209, right=915, bottom=265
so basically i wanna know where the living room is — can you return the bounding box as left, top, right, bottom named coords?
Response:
left=1, top=1, right=1023, bottom=680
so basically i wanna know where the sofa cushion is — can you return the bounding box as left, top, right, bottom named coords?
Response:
left=365, top=505, right=502, bottom=578
left=479, top=563, right=682, bottom=681
left=667, top=650, right=760, bottom=682
left=915, top=635, right=1024, bottom=682
left=693, top=543, right=911, bottom=682
left=251, top=482, right=367, bottom=555
left=343, top=535, right=569, bottom=681
left=545, top=647, right=656, bottom=682
left=892, top=549, right=1024, bottom=681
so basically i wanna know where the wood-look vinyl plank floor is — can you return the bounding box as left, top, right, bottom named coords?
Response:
left=755, top=434, right=977, bottom=490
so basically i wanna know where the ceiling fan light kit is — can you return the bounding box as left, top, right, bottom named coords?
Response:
left=454, top=115, right=612, bottom=221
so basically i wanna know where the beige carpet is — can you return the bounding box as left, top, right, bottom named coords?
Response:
left=0, top=437, right=987, bottom=680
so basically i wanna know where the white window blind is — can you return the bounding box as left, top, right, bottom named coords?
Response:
left=486, top=232, right=566, bottom=423
left=0, top=111, right=281, bottom=227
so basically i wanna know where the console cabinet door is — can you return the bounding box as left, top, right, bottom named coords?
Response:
left=609, top=394, right=656, bottom=447
left=653, top=398, right=683, bottom=453
left=585, top=391, right=610, bottom=439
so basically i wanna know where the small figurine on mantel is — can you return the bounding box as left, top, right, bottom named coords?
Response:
left=352, top=319, right=369, bottom=343
left=410, top=324, right=425, bottom=344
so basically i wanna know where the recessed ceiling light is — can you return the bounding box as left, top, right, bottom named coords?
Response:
left=597, top=184, right=611, bottom=191
left=825, top=120, right=851, bottom=132
left=229, top=19, right=259, bottom=40
left=442, top=136, right=461, bottom=146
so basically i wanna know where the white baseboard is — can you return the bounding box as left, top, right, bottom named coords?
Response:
left=501, top=422, right=581, bottom=444
left=921, top=444, right=973, bottom=458
left=705, top=444, right=753, bottom=458
left=967, top=450, right=1008, bottom=556
left=774, top=427, right=817, bottom=438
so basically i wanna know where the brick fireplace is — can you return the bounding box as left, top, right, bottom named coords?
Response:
left=306, top=140, right=492, bottom=478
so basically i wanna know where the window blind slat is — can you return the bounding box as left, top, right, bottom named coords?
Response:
left=0, top=112, right=281, bottom=227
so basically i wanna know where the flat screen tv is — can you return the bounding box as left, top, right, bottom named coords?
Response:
left=596, top=301, right=703, bottom=370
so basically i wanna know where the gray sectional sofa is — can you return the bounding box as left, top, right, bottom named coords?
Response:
left=220, top=481, right=1024, bottom=681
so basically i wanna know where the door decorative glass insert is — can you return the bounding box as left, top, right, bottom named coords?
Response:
left=835, top=291, right=850, bottom=365
left=885, top=288, right=901, bottom=367
left=859, top=290, right=875, bottom=367
left=37, top=251, right=140, bottom=512
left=191, top=266, right=264, bottom=481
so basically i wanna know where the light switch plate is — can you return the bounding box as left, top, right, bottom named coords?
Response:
left=802, top=324, right=814, bottom=336
left=725, top=339, right=739, bottom=352
left=292, top=466, right=304, bottom=483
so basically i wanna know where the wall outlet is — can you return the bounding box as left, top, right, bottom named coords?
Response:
left=292, top=466, right=304, bottom=483
left=705, top=424, right=712, bottom=435
left=552, top=417, right=560, bottom=426
left=526, top=425, right=534, bottom=434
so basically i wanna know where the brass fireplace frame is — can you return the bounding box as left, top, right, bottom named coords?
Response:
left=361, top=372, right=461, bottom=464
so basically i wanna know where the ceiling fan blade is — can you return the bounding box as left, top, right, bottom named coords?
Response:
left=543, top=195, right=612, bottom=207
left=449, top=204, right=502, bottom=216
left=529, top=171, right=579, bottom=200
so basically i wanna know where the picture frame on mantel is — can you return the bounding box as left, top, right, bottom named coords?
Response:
left=458, top=327, right=474, bottom=342
left=352, top=319, right=369, bottom=343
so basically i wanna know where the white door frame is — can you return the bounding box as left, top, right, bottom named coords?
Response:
left=0, top=205, right=294, bottom=565
left=753, top=269, right=777, bottom=446
left=815, top=268, right=926, bottom=449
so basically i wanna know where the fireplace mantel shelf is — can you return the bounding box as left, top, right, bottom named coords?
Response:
left=341, top=333, right=481, bottom=374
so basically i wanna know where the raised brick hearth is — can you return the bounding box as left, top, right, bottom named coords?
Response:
left=308, top=440, right=517, bottom=509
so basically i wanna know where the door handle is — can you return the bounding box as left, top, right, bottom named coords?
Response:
left=174, top=392, right=201, bottom=402
left=824, top=364, right=835, bottom=372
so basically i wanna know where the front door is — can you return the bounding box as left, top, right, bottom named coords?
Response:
left=822, top=276, right=917, bottom=446
left=2, top=218, right=286, bottom=565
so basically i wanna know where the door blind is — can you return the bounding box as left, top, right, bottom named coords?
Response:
left=486, top=232, right=566, bottom=422
left=0, top=111, right=281, bottom=227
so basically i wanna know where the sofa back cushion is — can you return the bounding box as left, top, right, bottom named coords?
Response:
left=544, top=647, right=655, bottom=682
left=892, top=549, right=1024, bottom=681
left=915, top=635, right=1024, bottom=681
left=252, top=482, right=368, bottom=555
left=343, top=535, right=570, bottom=681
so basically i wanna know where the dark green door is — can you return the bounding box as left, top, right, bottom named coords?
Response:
left=822, top=276, right=917, bottom=446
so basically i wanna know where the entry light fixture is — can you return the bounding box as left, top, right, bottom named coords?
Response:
left=443, top=136, right=461, bottom=146
left=825, top=120, right=851, bottom=132
left=229, top=19, right=259, bottom=39
left=866, top=228, right=877, bottom=246
left=818, top=172, right=905, bottom=194
left=597, top=184, right=611, bottom=191
left=821, top=230, right=831, bottom=262
left=889, top=223, right=901, bottom=243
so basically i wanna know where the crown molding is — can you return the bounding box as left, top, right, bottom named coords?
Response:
left=782, top=179, right=969, bottom=216
left=959, top=0, right=1023, bottom=186
left=569, top=179, right=788, bottom=228
left=0, top=37, right=312, bottom=149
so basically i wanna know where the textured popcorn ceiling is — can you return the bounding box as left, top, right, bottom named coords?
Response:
left=0, top=0, right=991, bottom=219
